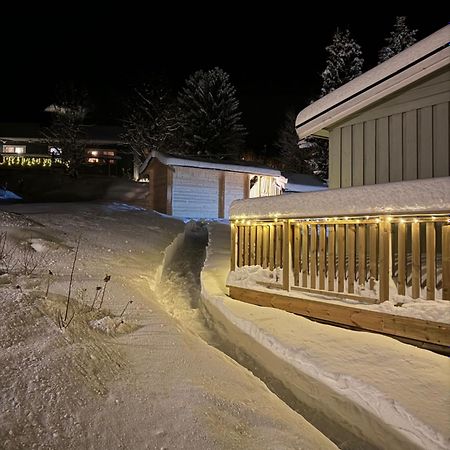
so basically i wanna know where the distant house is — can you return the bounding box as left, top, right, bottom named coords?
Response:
left=0, top=123, right=131, bottom=176
left=295, top=24, right=450, bottom=189
left=282, top=172, right=327, bottom=193
left=140, top=151, right=286, bottom=219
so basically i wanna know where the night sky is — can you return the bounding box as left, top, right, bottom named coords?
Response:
left=1, top=9, right=446, bottom=151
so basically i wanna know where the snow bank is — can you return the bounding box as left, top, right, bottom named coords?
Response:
left=230, top=177, right=450, bottom=219
left=201, top=222, right=450, bottom=450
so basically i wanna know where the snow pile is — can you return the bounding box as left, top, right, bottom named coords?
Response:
left=89, top=316, right=124, bottom=334
left=201, top=222, right=450, bottom=450
left=0, top=203, right=336, bottom=449
left=0, top=189, right=21, bottom=201
left=230, top=177, right=450, bottom=219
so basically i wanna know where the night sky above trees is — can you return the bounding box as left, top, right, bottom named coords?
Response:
left=0, top=9, right=445, bottom=153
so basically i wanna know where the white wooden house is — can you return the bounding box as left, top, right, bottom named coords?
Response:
left=140, top=151, right=286, bottom=219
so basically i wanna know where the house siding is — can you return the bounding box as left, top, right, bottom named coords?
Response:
left=328, top=68, right=450, bottom=188
left=224, top=172, right=246, bottom=219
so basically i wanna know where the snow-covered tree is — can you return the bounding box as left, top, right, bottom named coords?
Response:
left=122, top=82, right=180, bottom=169
left=43, top=87, right=88, bottom=178
left=320, top=28, right=364, bottom=97
left=378, top=16, right=417, bottom=63
left=177, top=67, right=246, bottom=158
left=274, top=110, right=313, bottom=174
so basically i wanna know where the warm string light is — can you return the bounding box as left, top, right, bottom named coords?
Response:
left=0, top=155, right=67, bottom=168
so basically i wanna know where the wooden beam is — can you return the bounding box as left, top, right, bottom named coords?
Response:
left=426, top=222, right=436, bottom=300
left=243, top=174, right=250, bottom=199
left=269, top=224, right=275, bottom=270
left=348, top=224, right=356, bottom=294
left=411, top=222, right=421, bottom=299
left=275, top=224, right=282, bottom=268
left=250, top=225, right=256, bottom=266
left=397, top=222, right=406, bottom=295
left=166, top=166, right=173, bottom=215
left=301, top=223, right=308, bottom=287
left=244, top=226, right=250, bottom=266
left=228, top=285, right=450, bottom=347
left=256, top=225, right=263, bottom=267
left=218, top=172, right=225, bottom=218
left=238, top=226, right=244, bottom=268
left=262, top=225, right=269, bottom=269
left=282, top=220, right=291, bottom=291
left=230, top=223, right=237, bottom=271
left=379, top=221, right=390, bottom=302
left=337, top=224, right=345, bottom=292
left=310, top=225, right=317, bottom=289
left=256, top=281, right=378, bottom=304
left=328, top=225, right=335, bottom=292
left=319, top=225, right=326, bottom=290
left=358, top=224, right=366, bottom=286
left=443, top=225, right=450, bottom=301
left=293, top=224, right=300, bottom=286
left=369, top=223, right=378, bottom=290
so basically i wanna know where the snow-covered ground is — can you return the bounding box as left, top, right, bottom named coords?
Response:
left=201, top=222, right=450, bottom=450
left=0, top=203, right=335, bottom=449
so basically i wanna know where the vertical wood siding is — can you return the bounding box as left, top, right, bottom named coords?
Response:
left=328, top=69, right=450, bottom=188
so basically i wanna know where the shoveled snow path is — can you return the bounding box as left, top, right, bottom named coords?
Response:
left=0, top=203, right=335, bottom=449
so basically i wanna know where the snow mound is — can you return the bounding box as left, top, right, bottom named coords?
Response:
left=230, top=177, right=450, bottom=219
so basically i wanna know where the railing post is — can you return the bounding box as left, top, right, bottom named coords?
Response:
left=379, top=220, right=390, bottom=302
left=230, top=221, right=237, bottom=271
left=282, top=219, right=291, bottom=291
left=443, top=224, right=450, bottom=301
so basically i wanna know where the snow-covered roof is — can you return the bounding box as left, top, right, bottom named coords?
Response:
left=140, top=150, right=282, bottom=176
left=282, top=172, right=327, bottom=193
left=296, top=25, right=450, bottom=139
left=230, top=177, right=450, bottom=219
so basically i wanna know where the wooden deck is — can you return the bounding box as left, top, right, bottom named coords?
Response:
left=228, top=285, right=450, bottom=349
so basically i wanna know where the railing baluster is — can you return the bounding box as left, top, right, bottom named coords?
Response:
left=238, top=225, right=244, bottom=268
left=302, top=223, right=308, bottom=287
left=379, top=221, right=390, bottom=302
left=443, top=224, right=450, bottom=301
left=230, top=222, right=237, bottom=271
left=397, top=221, right=406, bottom=295
left=244, top=225, right=250, bottom=266
left=269, top=224, right=275, bottom=270
left=348, top=224, right=356, bottom=294
left=275, top=224, right=282, bottom=268
left=293, top=224, right=301, bottom=286
left=426, top=222, right=436, bottom=300
left=319, top=225, right=326, bottom=290
left=411, top=222, right=421, bottom=299
left=369, top=223, right=378, bottom=290
left=250, top=225, right=256, bottom=266
left=310, top=224, right=317, bottom=289
left=337, top=224, right=345, bottom=292
left=283, top=220, right=291, bottom=291
left=256, top=225, right=262, bottom=266
left=328, top=225, right=335, bottom=291
left=358, top=224, right=366, bottom=286
left=262, top=225, right=269, bottom=269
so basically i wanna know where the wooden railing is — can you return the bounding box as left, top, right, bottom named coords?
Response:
left=230, top=214, right=450, bottom=303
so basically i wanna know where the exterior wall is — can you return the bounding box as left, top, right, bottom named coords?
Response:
left=224, top=171, right=246, bottom=218
left=172, top=166, right=219, bottom=218
left=148, top=159, right=171, bottom=214
left=328, top=68, right=450, bottom=188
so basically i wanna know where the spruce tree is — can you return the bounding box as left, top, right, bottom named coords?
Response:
left=320, top=28, right=364, bottom=97
left=378, top=16, right=418, bottom=63
left=274, top=110, right=314, bottom=174
left=177, top=67, right=246, bottom=158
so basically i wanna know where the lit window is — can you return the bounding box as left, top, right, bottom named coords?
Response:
left=3, top=145, right=26, bottom=154
left=90, top=150, right=99, bottom=157
left=87, top=158, right=100, bottom=163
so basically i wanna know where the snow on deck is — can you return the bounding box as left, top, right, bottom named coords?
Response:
left=201, top=222, right=450, bottom=450
left=230, top=177, right=450, bottom=219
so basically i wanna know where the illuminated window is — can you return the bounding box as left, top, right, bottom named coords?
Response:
left=3, top=145, right=26, bottom=154
left=88, top=158, right=100, bottom=163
